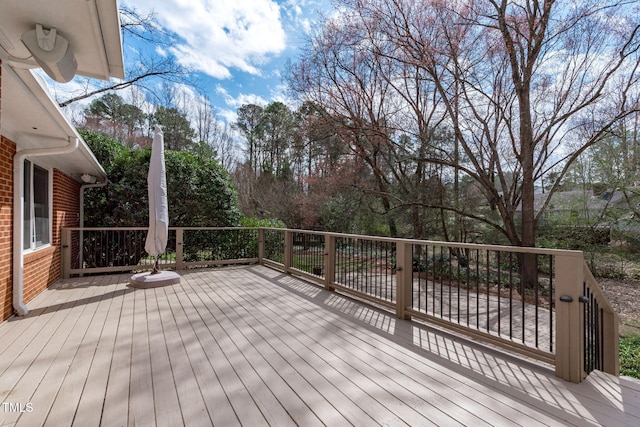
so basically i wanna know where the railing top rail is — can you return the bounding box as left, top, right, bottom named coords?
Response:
left=583, top=261, right=619, bottom=317
left=261, top=227, right=583, bottom=257
left=64, top=227, right=148, bottom=231
left=170, top=227, right=259, bottom=231
left=62, top=226, right=261, bottom=232
left=62, top=226, right=583, bottom=257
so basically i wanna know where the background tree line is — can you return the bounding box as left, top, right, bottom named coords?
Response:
left=78, top=1, right=640, bottom=281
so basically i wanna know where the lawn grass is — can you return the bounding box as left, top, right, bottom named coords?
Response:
left=620, top=335, right=640, bottom=379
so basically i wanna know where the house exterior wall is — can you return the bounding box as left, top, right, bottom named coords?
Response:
left=0, top=60, right=15, bottom=321
left=22, top=170, right=80, bottom=308
left=0, top=136, right=15, bottom=321
left=1, top=60, right=82, bottom=321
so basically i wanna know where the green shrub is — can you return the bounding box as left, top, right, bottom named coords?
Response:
left=620, top=335, right=640, bottom=379
left=240, top=217, right=286, bottom=228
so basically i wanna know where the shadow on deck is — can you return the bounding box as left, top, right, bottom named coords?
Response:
left=1, top=265, right=638, bottom=426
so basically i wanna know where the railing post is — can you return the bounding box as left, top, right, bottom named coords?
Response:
left=602, top=309, right=620, bottom=375
left=61, top=228, right=71, bottom=279
left=555, top=252, right=585, bottom=383
left=258, top=228, right=265, bottom=265
left=284, top=230, right=293, bottom=274
left=176, top=228, right=184, bottom=270
left=396, top=240, right=413, bottom=321
left=324, top=234, right=336, bottom=291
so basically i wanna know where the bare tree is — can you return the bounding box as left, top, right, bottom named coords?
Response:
left=57, top=6, right=191, bottom=108
left=288, top=7, right=465, bottom=238
left=288, top=15, right=404, bottom=235
left=234, top=104, right=265, bottom=174
left=294, top=0, right=640, bottom=247
left=287, top=0, right=640, bottom=287
left=213, top=122, right=238, bottom=170
left=194, top=95, right=217, bottom=145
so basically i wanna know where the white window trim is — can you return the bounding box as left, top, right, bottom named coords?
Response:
left=23, top=161, right=52, bottom=254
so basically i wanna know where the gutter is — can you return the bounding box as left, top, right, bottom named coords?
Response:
left=13, top=137, right=79, bottom=316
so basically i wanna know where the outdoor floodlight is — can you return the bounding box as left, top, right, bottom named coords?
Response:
left=21, top=24, right=77, bottom=83
left=81, top=173, right=97, bottom=184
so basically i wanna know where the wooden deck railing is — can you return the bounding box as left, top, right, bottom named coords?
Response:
left=61, top=226, right=619, bottom=383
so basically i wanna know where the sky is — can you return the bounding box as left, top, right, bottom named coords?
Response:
left=52, top=0, right=331, bottom=124
left=46, top=0, right=331, bottom=123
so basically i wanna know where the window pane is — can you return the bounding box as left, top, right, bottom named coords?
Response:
left=33, top=165, right=49, bottom=246
left=23, top=160, right=31, bottom=250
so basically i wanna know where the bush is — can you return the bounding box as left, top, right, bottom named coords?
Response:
left=538, top=225, right=610, bottom=250
left=240, top=217, right=286, bottom=228
left=81, top=129, right=241, bottom=228
left=80, top=130, right=242, bottom=268
left=620, top=335, right=640, bottom=379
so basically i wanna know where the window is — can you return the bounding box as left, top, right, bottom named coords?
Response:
left=23, top=160, right=50, bottom=250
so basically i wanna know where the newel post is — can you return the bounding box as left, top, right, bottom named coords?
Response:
left=175, top=228, right=184, bottom=270
left=324, top=234, right=336, bottom=291
left=258, top=228, right=265, bottom=264
left=395, top=240, right=413, bottom=320
left=555, top=252, right=585, bottom=383
left=602, top=309, right=620, bottom=376
left=284, top=230, right=293, bottom=274
left=61, top=228, right=71, bottom=279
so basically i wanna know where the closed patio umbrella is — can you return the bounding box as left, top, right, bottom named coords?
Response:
left=130, top=125, right=180, bottom=288
left=145, top=124, right=169, bottom=272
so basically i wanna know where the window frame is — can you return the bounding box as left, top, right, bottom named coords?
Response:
left=23, top=160, right=52, bottom=252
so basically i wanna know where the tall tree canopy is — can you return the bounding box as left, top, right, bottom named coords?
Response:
left=288, top=0, right=640, bottom=249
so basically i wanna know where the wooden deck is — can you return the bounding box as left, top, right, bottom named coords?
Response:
left=1, top=265, right=638, bottom=426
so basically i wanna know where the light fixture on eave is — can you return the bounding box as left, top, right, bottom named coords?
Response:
left=81, top=173, right=97, bottom=184
left=21, top=24, right=77, bottom=83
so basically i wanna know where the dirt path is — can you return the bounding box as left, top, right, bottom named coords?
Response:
left=599, top=278, right=640, bottom=336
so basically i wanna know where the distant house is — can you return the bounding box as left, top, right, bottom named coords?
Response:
left=528, top=189, right=640, bottom=231
left=0, top=1, right=124, bottom=320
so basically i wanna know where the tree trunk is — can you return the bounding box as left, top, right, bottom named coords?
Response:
left=519, top=89, right=539, bottom=289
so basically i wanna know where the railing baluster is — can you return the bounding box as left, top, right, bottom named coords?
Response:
left=521, top=258, right=526, bottom=344
left=448, top=250, right=452, bottom=320
left=535, top=254, right=540, bottom=349
left=497, top=251, right=501, bottom=336
left=486, top=250, right=490, bottom=333
left=549, top=255, right=553, bottom=352
left=431, top=244, right=436, bottom=316
left=457, top=249, right=461, bottom=324
left=475, top=248, right=480, bottom=328
left=466, top=249, right=470, bottom=327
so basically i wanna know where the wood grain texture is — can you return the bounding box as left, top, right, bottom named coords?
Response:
left=0, top=265, right=637, bottom=427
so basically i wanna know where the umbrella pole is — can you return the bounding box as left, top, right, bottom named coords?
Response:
left=152, top=255, right=160, bottom=274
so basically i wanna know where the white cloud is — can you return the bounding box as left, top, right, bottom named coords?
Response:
left=155, top=46, right=168, bottom=58
left=213, top=85, right=270, bottom=123
left=125, top=0, right=287, bottom=79
left=215, top=85, right=268, bottom=109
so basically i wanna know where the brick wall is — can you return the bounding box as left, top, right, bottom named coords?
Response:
left=22, top=169, right=80, bottom=305
left=0, top=60, right=15, bottom=321
left=0, top=136, right=15, bottom=321
left=0, top=152, right=82, bottom=319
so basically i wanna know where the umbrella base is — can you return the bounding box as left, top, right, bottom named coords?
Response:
left=130, top=271, right=181, bottom=288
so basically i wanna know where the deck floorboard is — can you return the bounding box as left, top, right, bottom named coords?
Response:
left=1, top=265, right=638, bottom=426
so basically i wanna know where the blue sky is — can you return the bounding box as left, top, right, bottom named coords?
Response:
left=49, top=0, right=331, bottom=124
left=122, top=0, right=329, bottom=122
